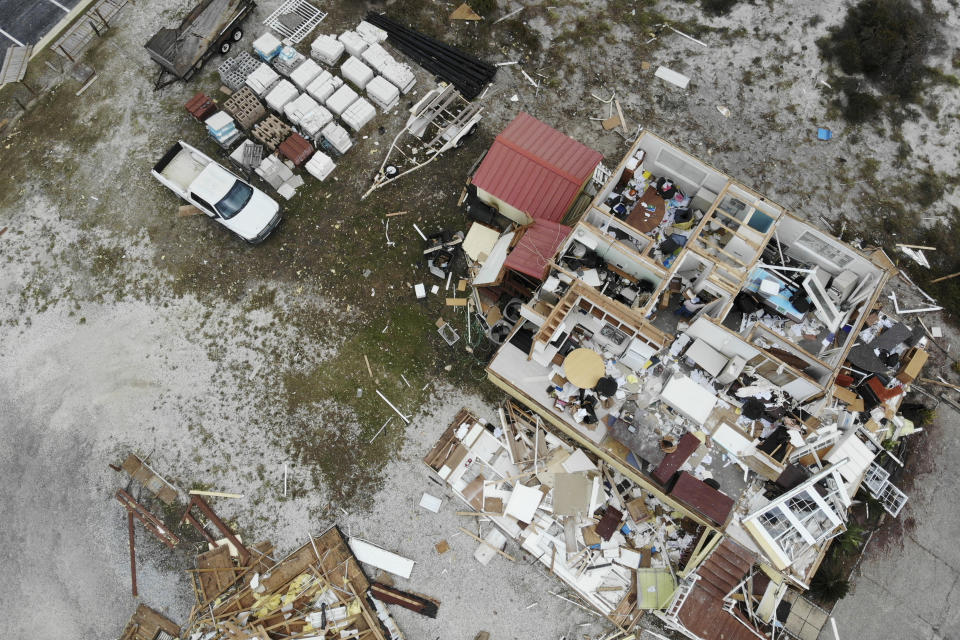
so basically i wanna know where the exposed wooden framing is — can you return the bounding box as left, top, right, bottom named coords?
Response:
left=115, top=489, right=180, bottom=548
left=127, top=511, right=138, bottom=596
left=698, top=235, right=750, bottom=268
left=181, top=494, right=250, bottom=564
left=706, top=212, right=762, bottom=249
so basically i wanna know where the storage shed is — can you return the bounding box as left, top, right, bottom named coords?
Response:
left=472, top=112, right=602, bottom=225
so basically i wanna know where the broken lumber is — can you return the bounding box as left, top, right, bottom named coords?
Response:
left=457, top=527, right=516, bottom=561
left=178, top=204, right=203, bottom=217
left=188, top=489, right=243, bottom=499
left=371, top=582, right=439, bottom=618
left=930, top=271, right=960, bottom=284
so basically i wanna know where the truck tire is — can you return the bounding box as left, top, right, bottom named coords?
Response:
left=232, top=28, right=243, bottom=41
left=220, top=41, right=231, bottom=54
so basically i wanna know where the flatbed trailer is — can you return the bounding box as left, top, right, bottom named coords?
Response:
left=145, top=0, right=256, bottom=89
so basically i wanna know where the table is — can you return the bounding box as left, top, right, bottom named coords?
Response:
left=563, top=348, right=605, bottom=388
left=625, top=186, right=666, bottom=233
left=685, top=338, right=729, bottom=378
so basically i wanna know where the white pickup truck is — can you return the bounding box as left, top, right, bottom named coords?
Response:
left=152, top=141, right=281, bottom=244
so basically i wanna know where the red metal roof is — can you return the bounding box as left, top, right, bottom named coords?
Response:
left=472, top=112, right=602, bottom=222
left=504, top=220, right=572, bottom=280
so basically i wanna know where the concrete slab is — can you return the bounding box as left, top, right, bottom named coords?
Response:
left=822, top=573, right=937, bottom=640
left=856, top=540, right=955, bottom=625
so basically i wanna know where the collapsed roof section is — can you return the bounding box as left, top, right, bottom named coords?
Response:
left=472, top=112, right=602, bottom=225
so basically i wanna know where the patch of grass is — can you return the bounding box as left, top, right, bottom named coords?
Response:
left=700, top=0, right=742, bottom=14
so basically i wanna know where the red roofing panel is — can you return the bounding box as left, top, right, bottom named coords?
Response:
left=472, top=112, right=602, bottom=222
left=504, top=220, right=572, bottom=280
left=669, top=471, right=735, bottom=525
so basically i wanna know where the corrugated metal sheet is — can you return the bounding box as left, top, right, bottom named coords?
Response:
left=503, top=220, right=571, bottom=280
left=472, top=112, right=602, bottom=222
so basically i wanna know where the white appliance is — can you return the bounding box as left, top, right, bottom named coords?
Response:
left=619, top=336, right=656, bottom=372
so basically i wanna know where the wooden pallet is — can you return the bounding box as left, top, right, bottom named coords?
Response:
left=52, top=0, right=128, bottom=61
left=252, top=114, right=291, bottom=150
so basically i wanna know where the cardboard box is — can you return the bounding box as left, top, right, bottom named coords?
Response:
left=896, top=347, right=928, bottom=383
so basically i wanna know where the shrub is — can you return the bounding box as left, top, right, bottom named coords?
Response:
left=842, top=91, right=882, bottom=123
left=819, top=0, right=942, bottom=102
left=701, top=0, right=742, bottom=14
left=836, top=525, right=866, bottom=554
left=472, top=0, right=497, bottom=16
left=811, top=565, right=851, bottom=601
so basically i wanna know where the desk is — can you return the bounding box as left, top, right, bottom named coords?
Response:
left=563, top=348, right=605, bottom=388
left=745, top=267, right=805, bottom=323
left=625, top=186, right=666, bottom=233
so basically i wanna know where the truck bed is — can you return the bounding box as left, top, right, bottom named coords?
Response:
left=145, top=0, right=248, bottom=78
left=159, top=147, right=208, bottom=192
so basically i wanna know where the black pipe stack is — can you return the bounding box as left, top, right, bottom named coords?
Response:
left=365, top=12, right=496, bottom=99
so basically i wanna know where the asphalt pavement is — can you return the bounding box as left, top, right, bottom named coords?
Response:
left=0, top=0, right=81, bottom=47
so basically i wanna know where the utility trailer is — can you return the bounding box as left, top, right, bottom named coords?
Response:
left=362, top=83, right=482, bottom=199
left=146, top=0, right=256, bottom=89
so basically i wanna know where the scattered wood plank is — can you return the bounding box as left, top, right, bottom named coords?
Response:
left=178, top=204, right=203, bottom=217
left=188, top=489, right=243, bottom=499
left=385, top=211, right=408, bottom=217
left=930, top=271, right=960, bottom=284
left=364, top=354, right=374, bottom=378
left=445, top=298, right=467, bottom=306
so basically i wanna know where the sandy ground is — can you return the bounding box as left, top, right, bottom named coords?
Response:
left=1, top=0, right=959, bottom=639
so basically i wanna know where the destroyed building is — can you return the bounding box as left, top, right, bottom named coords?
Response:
left=451, top=125, right=927, bottom=639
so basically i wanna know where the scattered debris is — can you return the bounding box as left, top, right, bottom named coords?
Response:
left=654, top=66, right=689, bottom=89
left=450, top=3, right=483, bottom=21
left=817, top=127, right=833, bottom=140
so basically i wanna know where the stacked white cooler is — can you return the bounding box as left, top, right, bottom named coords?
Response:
left=290, top=59, right=322, bottom=91
left=341, top=98, right=376, bottom=132
left=305, top=151, right=336, bottom=181
left=366, top=76, right=399, bottom=111
left=311, top=34, right=344, bottom=66
left=341, top=56, right=374, bottom=90
left=325, top=85, right=358, bottom=116
left=337, top=31, right=368, bottom=57
left=245, top=63, right=280, bottom=96
left=320, top=122, right=352, bottom=155
left=265, top=80, right=299, bottom=112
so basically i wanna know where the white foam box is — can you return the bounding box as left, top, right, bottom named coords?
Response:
left=311, top=33, right=345, bottom=65
left=284, top=93, right=321, bottom=125
left=341, top=56, right=374, bottom=89
left=380, top=60, right=416, bottom=94
left=325, top=84, right=359, bottom=116
left=245, top=63, right=280, bottom=96
left=300, top=105, right=333, bottom=137
left=305, top=150, right=336, bottom=181
left=265, top=80, right=300, bottom=113
left=320, top=122, right=352, bottom=155
left=361, top=43, right=393, bottom=70
left=252, top=32, right=282, bottom=60
left=356, top=20, right=388, bottom=44
left=366, top=76, right=399, bottom=111
left=289, top=58, right=322, bottom=91
left=338, top=30, right=368, bottom=58
left=342, top=97, right=376, bottom=132
left=305, top=71, right=342, bottom=103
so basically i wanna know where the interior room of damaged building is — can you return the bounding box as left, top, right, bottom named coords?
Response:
left=437, top=111, right=931, bottom=640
